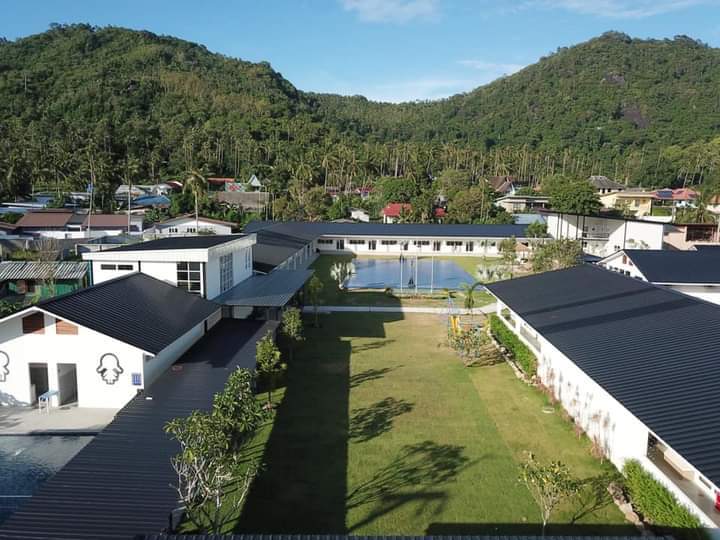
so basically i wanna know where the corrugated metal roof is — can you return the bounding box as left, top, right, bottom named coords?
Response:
left=252, top=229, right=313, bottom=271
left=105, top=235, right=246, bottom=252
left=16, top=211, right=73, bottom=228
left=619, top=249, right=720, bottom=284
left=588, top=175, right=626, bottom=190
left=244, top=221, right=529, bottom=239
left=0, top=261, right=88, bottom=281
left=38, top=273, right=220, bottom=354
left=215, top=270, right=313, bottom=307
left=487, top=265, right=720, bottom=487
left=0, top=319, right=274, bottom=540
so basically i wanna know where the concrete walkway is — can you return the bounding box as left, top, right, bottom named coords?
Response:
left=0, top=405, right=117, bottom=435
left=303, top=303, right=497, bottom=315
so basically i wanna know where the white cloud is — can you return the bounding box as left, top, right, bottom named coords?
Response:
left=457, top=59, right=526, bottom=78
left=340, top=0, right=439, bottom=23
left=526, top=0, right=711, bottom=18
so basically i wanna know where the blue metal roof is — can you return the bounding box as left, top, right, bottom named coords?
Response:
left=621, top=249, right=720, bottom=284
left=487, top=265, right=720, bottom=487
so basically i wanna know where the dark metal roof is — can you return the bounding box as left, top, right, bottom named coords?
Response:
left=144, top=536, right=663, bottom=540
left=215, top=269, right=313, bottom=307
left=617, top=249, right=720, bottom=284
left=588, top=175, right=626, bottom=190
left=252, top=229, right=313, bottom=272
left=487, top=265, right=720, bottom=487
left=0, top=319, right=274, bottom=540
left=244, top=220, right=528, bottom=239
left=104, top=235, right=246, bottom=252
left=38, top=273, right=220, bottom=354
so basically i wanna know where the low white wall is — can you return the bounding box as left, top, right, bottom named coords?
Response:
left=315, top=236, right=509, bottom=257
left=667, top=284, right=720, bottom=305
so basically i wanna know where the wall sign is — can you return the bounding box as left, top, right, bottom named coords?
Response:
left=97, top=353, right=123, bottom=385
left=0, top=351, right=8, bottom=382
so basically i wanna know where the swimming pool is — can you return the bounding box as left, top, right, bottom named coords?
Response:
left=0, top=436, right=92, bottom=523
left=343, top=257, right=476, bottom=291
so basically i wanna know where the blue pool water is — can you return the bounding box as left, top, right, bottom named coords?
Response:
left=344, top=257, right=476, bottom=291
left=0, top=436, right=91, bottom=523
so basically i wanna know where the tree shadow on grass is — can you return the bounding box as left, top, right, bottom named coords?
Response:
left=349, top=397, right=414, bottom=443
left=569, top=473, right=618, bottom=524
left=351, top=339, right=396, bottom=353
left=347, top=441, right=473, bottom=531
left=349, top=366, right=401, bottom=388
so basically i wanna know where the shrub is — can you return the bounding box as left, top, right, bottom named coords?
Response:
left=623, top=459, right=704, bottom=536
left=488, top=314, right=537, bottom=376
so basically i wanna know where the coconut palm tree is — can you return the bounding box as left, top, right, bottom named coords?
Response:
left=460, top=281, right=485, bottom=318
left=676, top=183, right=720, bottom=224
left=183, top=168, right=209, bottom=231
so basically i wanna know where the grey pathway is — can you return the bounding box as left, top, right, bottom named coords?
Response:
left=302, top=303, right=497, bottom=315
left=0, top=406, right=116, bottom=435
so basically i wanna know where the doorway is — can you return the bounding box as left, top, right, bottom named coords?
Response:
left=57, top=364, right=78, bottom=406
left=28, top=363, right=49, bottom=404
left=336, top=239, right=344, bottom=250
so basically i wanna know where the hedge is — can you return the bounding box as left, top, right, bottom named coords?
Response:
left=488, top=314, right=537, bottom=376
left=623, top=459, right=705, bottom=536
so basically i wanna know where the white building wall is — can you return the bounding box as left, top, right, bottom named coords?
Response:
left=494, top=300, right=719, bottom=528
left=154, top=217, right=232, bottom=236
left=598, top=251, right=646, bottom=279
left=315, top=236, right=511, bottom=257
left=0, top=310, right=143, bottom=409
left=664, top=284, right=720, bottom=305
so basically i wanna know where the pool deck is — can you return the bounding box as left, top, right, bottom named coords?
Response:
left=0, top=405, right=117, bottom=435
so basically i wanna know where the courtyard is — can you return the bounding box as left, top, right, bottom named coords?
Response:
left=236, top=313, right=633, bottom=535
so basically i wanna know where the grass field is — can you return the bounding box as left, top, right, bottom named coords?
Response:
left=309, top=254, right=495, bottom=308
left=237, top=313, right=632, bottom=535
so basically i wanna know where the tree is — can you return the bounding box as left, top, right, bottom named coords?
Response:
left=544, top=175, right=601, bottom=215
left=526, top=221, right=548, bottom=238
left=499, top=236, right=517, bottom=278
left=164, top=368, right=269, bottom=533
left=184, top=168, right=209, bottom=231
left=460, top=281, right=484, bottom=319
left=676, top=182, right=720, bottom=224
left=304, top=186, right=329, bottom=221
left=519, top=453, right=581, bottom=535
left=330, top=260, right=354, bottom=290
left=531, top=239, right=583, bottom=273
left=281, top=307, right=304, bottom=363
left=306, top=275, right=324, bottom=327
left=255, top=330, right=283, bottom=404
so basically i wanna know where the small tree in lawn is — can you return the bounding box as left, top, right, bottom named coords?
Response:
left=306, top=275, right=324, bottom=327
left=281, top=307, right=304, bottom=363
left=255, top=330, right=283, bottom=405
left=499, top=236, right=517, bottom=278
left=519, top=453, right=581, bottom=536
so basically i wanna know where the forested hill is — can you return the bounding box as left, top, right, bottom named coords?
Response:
left=0, top=25, right=719, bottom=205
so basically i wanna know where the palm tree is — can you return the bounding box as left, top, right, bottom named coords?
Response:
left=676, top=183, right=720, bottom=224
left=460, top=281, right=484, bottom=318
left=184, top=168, right=209, bottom=232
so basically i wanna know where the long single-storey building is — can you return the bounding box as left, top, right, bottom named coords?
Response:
left=487, top=265, right=720, bottom=527
left=0, top=273, right=221, bottom=409
left=244, top=221, right=530, bottom=257
left=599, top=249, right=720, bottom=304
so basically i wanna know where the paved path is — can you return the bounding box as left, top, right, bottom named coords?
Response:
left=0, top=405, right=117, bottom=435
left=303, top=303, right=497, bottom=315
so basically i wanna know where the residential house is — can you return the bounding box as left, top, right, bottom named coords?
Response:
left=350, top=208, right=370, bottom=222
left=382, top=203, right=412, bottom=223
left=663, top=223, right=720, bottom=250
left=599, top=190, right=656, bottom=217
left=0, top=261, right=88, bottom=303
left=544, top=211, right=664, bottom=257
left=495, top=194, right=550, bottom=213
left=147, top=214, right=236, bottom=237
left=588, top=175, right=625, bottom=195
left=487, top=265, right=720, bottom=528
left=599, top=249, right=720, bottom=304
left=16, top=210, right=143, bottom=239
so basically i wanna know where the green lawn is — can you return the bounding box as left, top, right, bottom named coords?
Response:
left=309, top=254, right=495, bottom=308
left=237, top=313, right=632, bottom=535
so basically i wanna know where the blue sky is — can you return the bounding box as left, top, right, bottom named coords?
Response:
left=2, top=0, right=719, bottom=102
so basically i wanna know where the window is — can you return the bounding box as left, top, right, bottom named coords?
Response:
left=413, top=240, right=430, bottom=246
left=168, top=227, right=178, bottom=233
left=348, top=240, right=365, bottom=245
left=186, top=227, right=196, bottom=233
left=117, top=264, right=133, bottom=271
left=465, top=242, right=474, bottom=252
left=177, top=262, right=202, bottom=295
left=317, top=239, right=333, bottom=245
left=446, top=241, right=462, bottom=247
left=245, top=248, right=250, bottom=269
left=381, top=240, right=397, bottom=245
left=55, top=319, right=78, bottom=335
left=433, top=241, right=441, bottom=252
left=131, top=372, right=142, bottom=386
left=100, top=264, right=117, bottom=271
left=219, top=253, right=234, bottom=293
left=368, top=240, right=377, bottom=250
left=22, top=312, right=45, bottom=334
